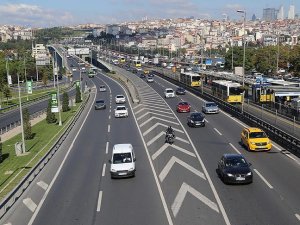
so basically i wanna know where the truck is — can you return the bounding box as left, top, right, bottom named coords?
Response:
left=153, top=58, right=159, bottom=65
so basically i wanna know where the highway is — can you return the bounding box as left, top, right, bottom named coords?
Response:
left=1, top=62, right=300, bottom=225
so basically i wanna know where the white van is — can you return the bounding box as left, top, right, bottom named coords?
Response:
left=109, top=144, right=136, bottom=178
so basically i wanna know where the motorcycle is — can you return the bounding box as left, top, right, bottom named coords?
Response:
left=165, top=132, right=175, bottom=144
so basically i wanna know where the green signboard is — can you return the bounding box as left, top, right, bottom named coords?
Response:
left=51, top=92, right=59, bottom=113
left=27, top=81, right=32, bottom=94
left=76, top=80, right=80, bottom=87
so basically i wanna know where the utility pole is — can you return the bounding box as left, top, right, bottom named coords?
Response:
left=237, top=9, right=246, bottom=87
left=17, top=73, right=26, bottom=154
left=56, top=69, right=62, bottom=126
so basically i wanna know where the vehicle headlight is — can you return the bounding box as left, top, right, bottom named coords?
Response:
left=267, top=140, right=271, bottom=144
left=246, top=172, right=252, bottom=176
left=190, top=120, right=194, bottom=123
left=202, top=119, right=205, bottom=122
left=128, top=168, right=134, bottom=171
left=226, top=173, right=234, bottom=177
left=111, top=169, right=116, bottom=172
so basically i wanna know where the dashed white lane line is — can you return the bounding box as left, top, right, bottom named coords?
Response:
left=105, top=142, right=109, bottom=154
left=37, top=181, right=48, bottom=190
left=96, top=191, right=103, bottom=212
left=107, top=124, right=110, bottom=133
left=229, top=143, right=241, bottom=154
left=102, top=163, right=106, bottom=177
left=109, top=109, right=111, bottom=113
left=214, top=128, right=222, bottom=136
left=23, top=198, right=37, bottom=213
left=295, top=214, right=300, bottom=221
left=109, top=115, right=111, bottom=120
left=3, top=223, right=12, bottom=225
left=254, top=169, right=274, bottom=189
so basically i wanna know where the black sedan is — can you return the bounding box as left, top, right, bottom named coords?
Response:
left=217, top=154, right=253, bottom=184
left=187, top=112, right=205, bottom=127
left=94, top=99, right=106, bottom=110
left=176, top=87, right=186, bottom=95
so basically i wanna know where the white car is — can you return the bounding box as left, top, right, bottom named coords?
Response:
left=109, top=144, right=136, bottom=178
left=115, top=95, right=126, bottom=104
left=147, top=77, right=154, bottom=83
left=99, top=85, right=106, bottom=92
left=72, top=68, right=77, bottom=72
left=114, top=105, right=128, bottom=118
left=164, top=88, right=175, bottom=98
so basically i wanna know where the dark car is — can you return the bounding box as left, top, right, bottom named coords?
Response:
left=148, top=73, right=154, bottom=77
left=187, top=112, right=205, bottom=127
left=217, top=154, right=253, bottom=184
left=139, top=74, right=146, bottom=78
left=176, top=87, right=186, bottom=95
left=94, top=99, right=106, bottom=110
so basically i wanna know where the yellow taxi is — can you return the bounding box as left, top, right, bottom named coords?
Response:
left=241, top=127, right=272, bottom=151
left=143, top=69, right=149, bottom=75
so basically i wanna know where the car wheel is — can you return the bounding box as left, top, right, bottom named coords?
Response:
left=240, top=139, right=244, bottom=147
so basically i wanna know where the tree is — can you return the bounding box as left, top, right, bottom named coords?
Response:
left=62, top=92, right=70, bottom=112
left=75, top=85, right=82, bottom=103
left=0, top=136, right=2, bottom=163
left=3, top=85, right=12, bottom=103
left=46, top=99, right=57, bottom=124
left=42, top=73, right=48, bottom=86
left=23, top=108, right=33, bottom=140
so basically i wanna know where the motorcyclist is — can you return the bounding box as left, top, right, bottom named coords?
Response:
left=166, top=126, right=175, bottom=138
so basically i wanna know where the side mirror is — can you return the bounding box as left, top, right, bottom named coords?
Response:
left=108, top=159, right=112, bottom=164
left=133, top=158, right=136, bottom=162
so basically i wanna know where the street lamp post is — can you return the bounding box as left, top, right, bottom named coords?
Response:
left=17, top=73, right=26, bottom=153
left=237, top=10, right=246, bottom=87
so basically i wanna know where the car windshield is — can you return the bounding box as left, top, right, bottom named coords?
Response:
left=249, top=132, right=267, bottom=138
left=206, top=102, right=217, bottom=107
left=96, top=100, right=104, bottom=104
left=179, top=102, right=189, bottom=106
left=166, top=90, right=173, bottom=93
left=116, top=95, right=124, bottom=99
left=191, top=114, right=203, bottom=120
left=117, top=107, right=126, bottom=110
left=177, top=88, right=184, bottom=91
left=100, top=86, right=105, bottom=88
left=225, top=157, right=248, bottom=167
left=113, top=153, right=132, bottom=164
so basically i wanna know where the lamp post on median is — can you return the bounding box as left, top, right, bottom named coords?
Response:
left=17, top=73, right=26, bottom=153
left=237, top=9, right=246, bottom=87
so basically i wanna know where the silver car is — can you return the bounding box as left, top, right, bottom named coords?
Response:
left=95, top=99, right=106, bottom=110
left=202, top=102, right=219, bottom=114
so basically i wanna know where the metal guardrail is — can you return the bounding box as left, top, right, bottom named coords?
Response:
left=0, top=94, right=90, bottom=219
left=152, top=71, right=300, bottom=156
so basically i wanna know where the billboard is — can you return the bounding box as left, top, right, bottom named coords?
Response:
left=51, top=92, right=59, bottom=113
left=27, top=81, right=32, bottom=94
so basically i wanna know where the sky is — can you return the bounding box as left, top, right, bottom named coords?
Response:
left=0, top=0, right=298, bottom=27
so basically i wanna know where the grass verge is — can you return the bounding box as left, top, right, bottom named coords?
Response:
left=0, top=102, right=81, bottom=201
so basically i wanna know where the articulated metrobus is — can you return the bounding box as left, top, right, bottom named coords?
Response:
left=180, top=72, right=201, bottom=87
left=119, top=57, right=126, bottom=63
left=212, top=80, right=244, bottom=103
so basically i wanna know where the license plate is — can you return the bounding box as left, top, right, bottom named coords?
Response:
left=119, top=172, right=126, bottom=175
left=236, top=177, right=245, bottom=181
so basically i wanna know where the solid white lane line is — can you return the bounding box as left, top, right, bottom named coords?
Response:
left=107, top=125, right=110, bottom=133
left=106, top=142, right=109, bottom=154
left=23, top=198, right=37, bottom=213
left=295, top=214, right=300, bottom=221
left=102, top=163, right=106, bottom=177
left=28, top=88, right=97, bottom=225
left=37, top=181, right=48, bottom=190
left=229, top=143, right=241, bottom=154
left=214, top=128, right=222, bottom=136
left=96, top=191, right=103, bottom=212
left=254, top=169, right=274, bottom=189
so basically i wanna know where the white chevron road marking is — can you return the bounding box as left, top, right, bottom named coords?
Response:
left=138, top=111, right=175, bottom=121
left=147, top=132, right=189, bottom=146
left=152, top=143, right=196, bottom=160
left=143, top=122, right=184, bottom=136
left=23, top=198, right=37, bottom=213
left=171, top=182, right=219, bottom=217
left=135, top=107, right=173, bottom=115
left=140, top=116, right=180, bottom=128
left=159, top=156, right=205, bottom=182
left=37, top=181, right=48, bottom=190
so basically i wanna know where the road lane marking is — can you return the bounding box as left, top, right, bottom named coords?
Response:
left=109, top=115, right=111, bottom=120
left=138, top=111, right=176, bottom=121
left=295, top=214, right=300, bottom=221
left=214, top=128, right=222, bottom=135
left=28, top=87, right=97, bottom=225
left=106, top=142, right=109, bottom=154
left=96, top=191, right=103, bottom=212
left=135, top=107, right=173, bottom=115
left=143, top=122, right=184, bottom=136
left=152, top=143, right=196, bottom=160
left=175, top=136, right=190, bottom=144
left=229, top=143, right=241, bottom=154
left=102, top=164, right=106, bottom=177
left=254, top=169, right=274, bottom=189
left=171, top=182, right=219, bottom=217
left=133, top=104, right=143, bottom=110
left=159, top=156, right=205, bottom=182
left=140, top=116, right=180, bottom=128
left=3, top=223, right=12, bottom=225
left=109, top=109, right=111, bottom=113
left=23, top=198, right=37, bottom=213
left=107, top=125, right=110, bottom=132
left=37, top=181, right=48, bottom=190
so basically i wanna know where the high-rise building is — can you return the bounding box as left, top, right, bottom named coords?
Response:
left=263, top=8, right=276, bottom=21
left=288, top=5, right=295, bottom=19
left=277, top=5, right=284, bottom=20
left=252, top=14, right=257, bottom=21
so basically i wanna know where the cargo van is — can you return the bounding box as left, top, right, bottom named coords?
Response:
left=109, top=144, right=136, bottom=178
